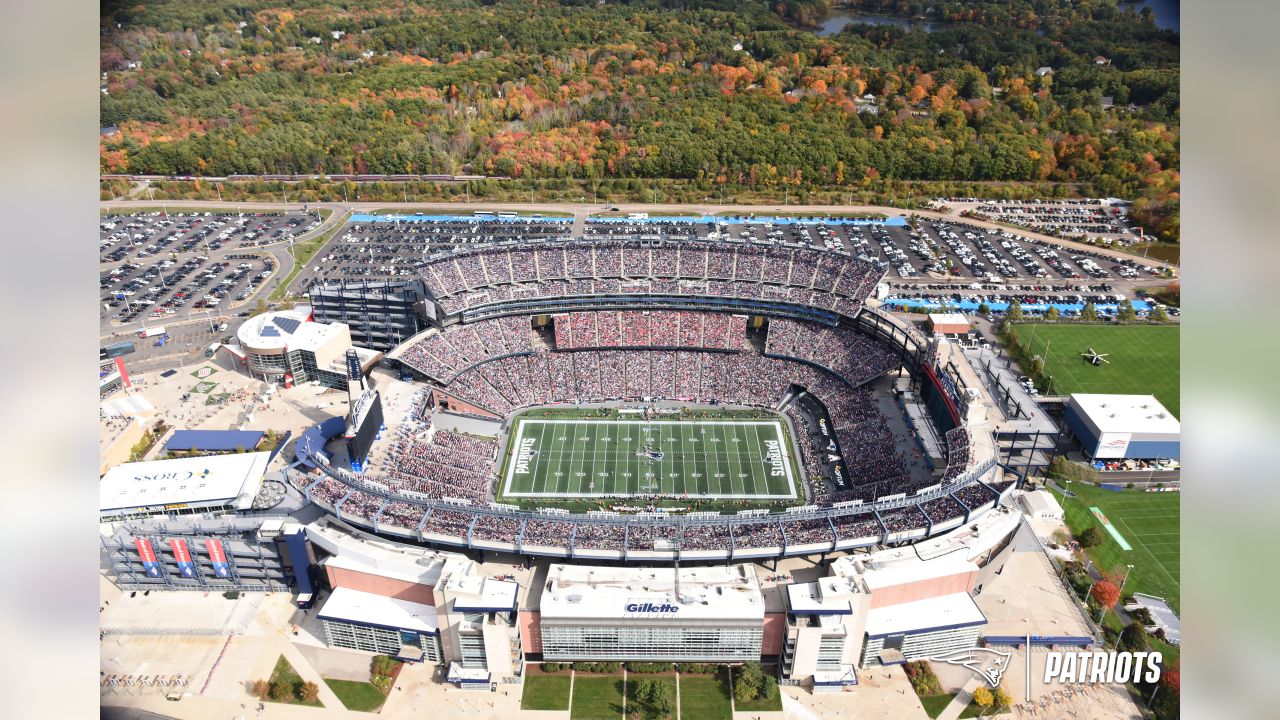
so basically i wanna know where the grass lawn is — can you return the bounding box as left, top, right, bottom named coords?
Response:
left=570, top=676, right=627, bottom=720
left=267, top=655, right=323, bottom=707
left=917, top=694, right=956, bottom=718
left=626, top=676, right=678, bottom=719
left=270, top=212, right=348, bottom=301
left=324, top=679, right=386, bottom=712
left=677, top=676, right=732, bottom=720
left=1051, top=483, right=1181, bottom=613
left=735, top=692, right=784, bottom=712
left=521, top=673, right=572, bottom=711
left=1009, top=323, right=1179, bottom=417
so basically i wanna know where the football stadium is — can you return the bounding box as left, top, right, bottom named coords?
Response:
left=106, top=215, right=1067, bottom=694
left=284, top=217, right=1018, bottom=560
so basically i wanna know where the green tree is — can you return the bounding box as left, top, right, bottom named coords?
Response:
left=1149, top=305, right=1168, bottom=322
left=250, top=679, right=270, bottom=700
left=733, top=662, right=765, bottom=703
left=1117, top=299, right=1136, bottom=321
left=977, top=302, right=991, bottom=315
left=1081, top=302, right=1099, bottom=322
left=1119, top=622, right=1150, bottom=653
left=1078, top=526, right=1104, bottom=548
left=1005, top=302, right=1024, bottom=323
left=1046, top=306, right=1060, bottom=321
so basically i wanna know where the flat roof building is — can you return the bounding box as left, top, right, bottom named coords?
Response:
left=236, top=307, right=381, bottom=389
left=1065, top=393, right=1180, bottom=460
left=538, top=563, right=766, bottom=662
left=927, top=313, right=970, bottom=336
left=99, top=452, right=272, bottom=521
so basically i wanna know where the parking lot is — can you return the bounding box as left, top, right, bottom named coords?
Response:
left=936, top=197, right=1142, bottom=245
left=255, top=207, right=1182, bottom=324
left=290, top=213, right=574, bottom=292
left=100, top=212, right=320, bottom=327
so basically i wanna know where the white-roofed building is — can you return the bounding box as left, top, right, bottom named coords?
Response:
left=537, top=563, right=765, bottom=662
left=304, top=517, right=522, bottom=675
left=99, top=451, right=272, bottom=521
left=236, top=307, right=380, bottom=389
left=1065, top=393, right=1180, bottom=460
left=1020, top=489, right=1065, bottom=520
left=317, top=587, right=441, bottom=661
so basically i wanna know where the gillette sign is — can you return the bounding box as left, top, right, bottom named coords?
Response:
left=625, top=602, right=680, bottom=615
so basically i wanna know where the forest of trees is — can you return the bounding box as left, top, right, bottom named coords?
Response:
left=99, top=0, right=1179, bottom=239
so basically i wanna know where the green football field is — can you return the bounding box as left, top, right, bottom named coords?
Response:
left=1010, top=324, right=1180, bottom=417
left=499, top=414, right=800, bottom=500
left=1052, top=482, right=1181, bottom=612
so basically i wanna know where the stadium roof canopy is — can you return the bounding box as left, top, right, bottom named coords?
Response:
left=1068, top=394, right=1180, bottom=434
left=99, top=451, right=272, bottom=515
left=164, top=429, right=265, bottom=453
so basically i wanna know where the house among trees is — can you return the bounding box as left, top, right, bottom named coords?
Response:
left=1035, top=66, right=1054, bottom=77
left=1101, top=96, right=1115, bottom=110
left=1094, top=55, right=1112, bottom=66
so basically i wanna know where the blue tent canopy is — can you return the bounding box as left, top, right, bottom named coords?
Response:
left=164, top=429, right=265, bottom=453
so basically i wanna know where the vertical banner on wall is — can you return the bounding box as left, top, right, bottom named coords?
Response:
left=204, top=538, right=231, bottom=578
left=169, top=538, right=197, bottom=578
left=114, top=356, right=131, bottom=388
left=135, top=538, right=162, bottom=578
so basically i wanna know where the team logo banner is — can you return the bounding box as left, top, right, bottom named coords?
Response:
left=204, top=539, right=231, bottom=578
left=169, top=538, right=197, bottom=578
left=135, top=538, right=163, bottom=578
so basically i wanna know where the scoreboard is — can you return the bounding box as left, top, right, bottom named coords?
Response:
left=345, top=390, right=384, bottom=466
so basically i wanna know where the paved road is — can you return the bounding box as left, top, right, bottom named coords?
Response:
left=101, top=200, right=1175, bottom=271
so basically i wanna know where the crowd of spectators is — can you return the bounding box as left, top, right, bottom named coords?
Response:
left=765, top=318, right=900, bottom=387
left=942, top=428, right=973, bottom=483
left=417, top=238, right=884, bottom=318
left=398, top=316, right=533, bottom=381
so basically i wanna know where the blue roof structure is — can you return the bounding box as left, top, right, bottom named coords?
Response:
left=165, top=429, right=266, bottom=453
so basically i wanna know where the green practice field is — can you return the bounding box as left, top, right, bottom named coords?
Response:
left=498, top=411, right=800, bottom=501
left=1010, top=324, right=1180, bottom=417
left=1051, top=482, right=1181, bottom=612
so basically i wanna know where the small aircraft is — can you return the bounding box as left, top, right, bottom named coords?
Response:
left=1081, top=347, right=1110, bottom=366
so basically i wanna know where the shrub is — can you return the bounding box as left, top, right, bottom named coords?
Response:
left=542, top=662, right=562, bottom=673
left=625, top=662, right=673, bottom=673
left=371, top=674, right=393, bottom=693
left=371, top=655, right=400, bottom=678
left=679, top=663, right=717, bottom=674
left=223, top=590, right=241, bottom=600
left=903, top=661, right=943, bottom=696
left=1120, top=622, right=1151, bottom=653
left=299, top=682, right=319, bottom=703
left=269, top=679, right=293, bottom=702
left=250, top=679, right=270, bottom=700
left=1078, top=526, right=1104, bottom=548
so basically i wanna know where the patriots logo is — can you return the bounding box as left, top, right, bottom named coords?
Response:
left=926, top=648, right=1013, bottom=688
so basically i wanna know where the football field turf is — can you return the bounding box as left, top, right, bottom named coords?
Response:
left=500, top=416, right=800, bottom=500
left=1010, top=324, right=1179, bottom=417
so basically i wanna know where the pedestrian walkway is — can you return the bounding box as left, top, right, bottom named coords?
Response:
left=936, top=676, right=982, bottom=720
